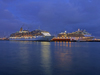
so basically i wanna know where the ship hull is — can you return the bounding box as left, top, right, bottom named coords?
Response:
left=52, top=36, right=94, bottom=42
left=9, top=36, right=54, bottom=41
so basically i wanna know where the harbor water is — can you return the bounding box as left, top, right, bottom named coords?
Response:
left=0, top=41, right=100, bottom=75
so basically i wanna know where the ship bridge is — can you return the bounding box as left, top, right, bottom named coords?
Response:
left=41, top=32, right=51, bottom=36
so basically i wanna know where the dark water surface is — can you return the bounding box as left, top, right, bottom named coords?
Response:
left=0, top=41, right=100, bottom=75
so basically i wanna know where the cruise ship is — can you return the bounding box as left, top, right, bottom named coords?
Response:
left=9, top=27, right=54, bottom=41
left=52, top=29, right=94, bottom=41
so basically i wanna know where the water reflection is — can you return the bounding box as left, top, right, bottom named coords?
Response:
left=18, top=42, right=30, bottom=73
left=54, top=42, right=91, bottom=75
left=55, top=41, right=72, bottom=47
left=1, top=41, right=97, bottom=75
left=54, top=42, right=73, bottom=74
left=66, top=42, right=68, bottom=47
left=41, top=42, right=52, bottom=75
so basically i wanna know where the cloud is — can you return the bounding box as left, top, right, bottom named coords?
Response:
left=14, top=1, right=100, bottom=32
left=2, top=0, right=14, bottom=3
left=0, top=0, right=100, bottom=37
left=16, top=1, right=100, bottom=23
left=14, top=2, right=83, bottom=30
left=0, top=1, right=24, bottom=37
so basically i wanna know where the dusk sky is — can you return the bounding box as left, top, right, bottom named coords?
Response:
left=0, top=0, right=100, bottom=37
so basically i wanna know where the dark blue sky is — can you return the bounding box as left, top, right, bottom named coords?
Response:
left=0, top=0, right=100, bottom=37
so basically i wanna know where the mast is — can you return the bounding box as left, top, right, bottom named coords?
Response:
left=20, top=27, right=23, bottom=31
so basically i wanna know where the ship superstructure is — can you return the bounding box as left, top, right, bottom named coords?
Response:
left=9, top=27, right=54, bottom=41
left=52, top=29, right=94, bottom=41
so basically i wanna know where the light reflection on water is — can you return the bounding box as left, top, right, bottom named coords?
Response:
left=40, top=42, right=52, bottom=75
left=18, top=42, right=30, bottom=73
left=53, top=42, right=94, bottom=75
left=54, top=42, right=73, bottom=74
left=0, top=41, right=100, bottom=75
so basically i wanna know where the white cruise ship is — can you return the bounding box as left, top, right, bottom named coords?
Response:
left=9, top=27, right=54, bottom=41
left=52, top=29, right=94, bottom=41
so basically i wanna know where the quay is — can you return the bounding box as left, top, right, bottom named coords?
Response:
left=1, top=37, right=100, bottom=42
left=0, top=37, right=9, bottom=41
